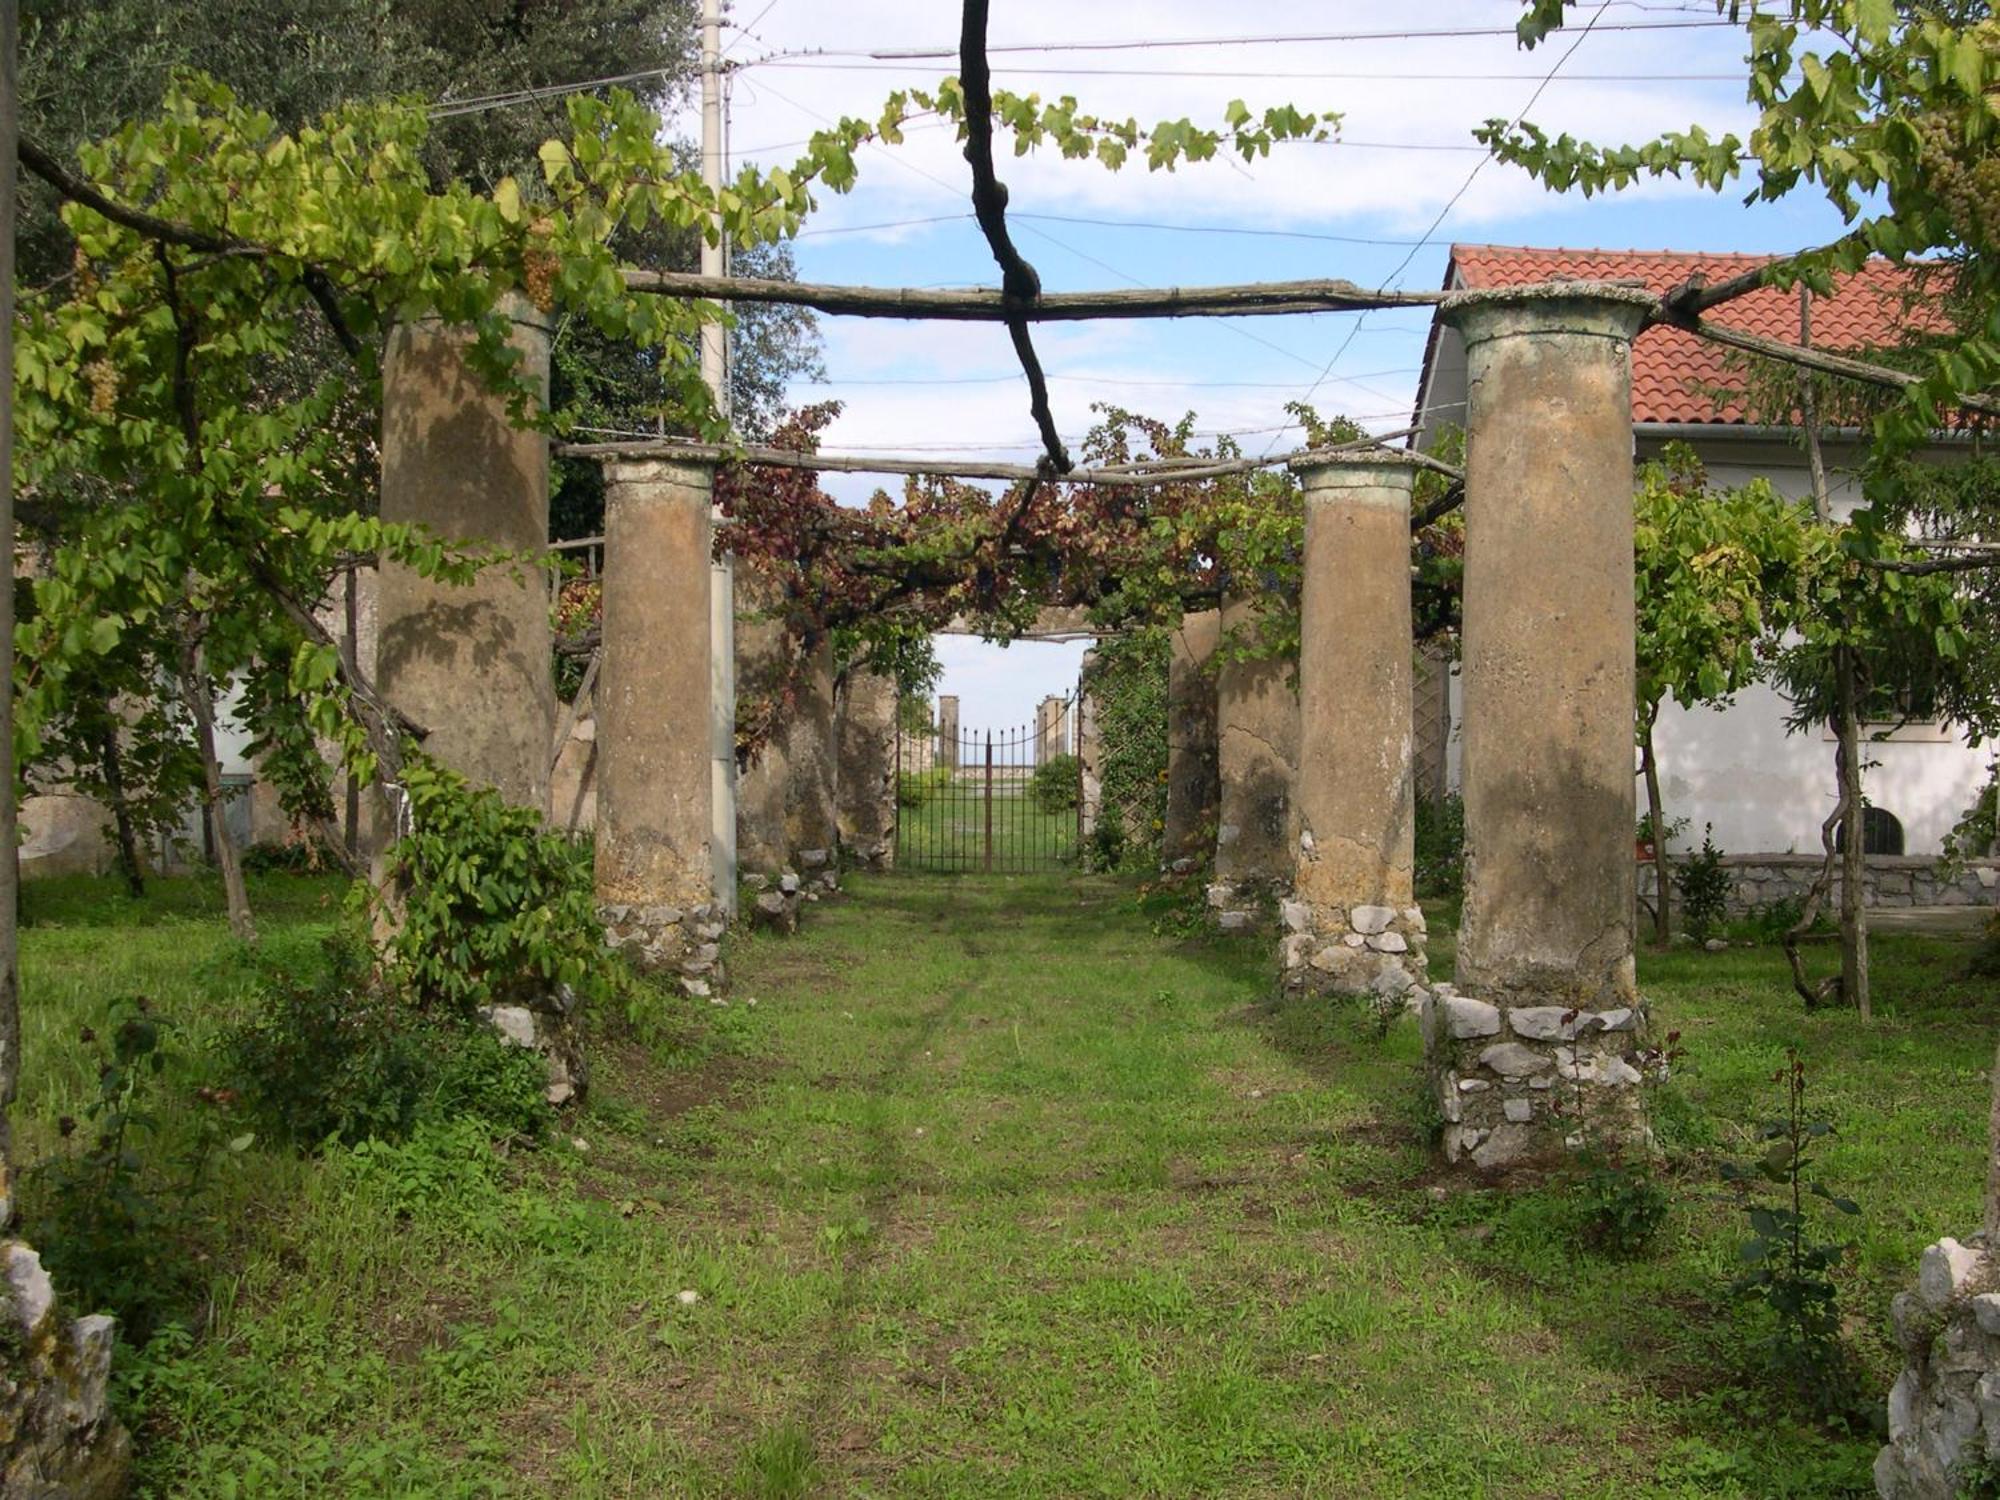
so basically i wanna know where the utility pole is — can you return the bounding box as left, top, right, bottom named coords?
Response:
left=701, top=0, right=739, bottom=917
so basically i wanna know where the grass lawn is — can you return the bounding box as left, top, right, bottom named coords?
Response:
left=13, top=868, right=1997, bottom=1496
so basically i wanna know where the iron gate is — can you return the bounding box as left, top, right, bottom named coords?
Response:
left=895, top=698, right=1081, bottom=872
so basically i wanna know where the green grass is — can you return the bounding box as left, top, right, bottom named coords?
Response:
left=14, top=869, right=1997, bottom=1496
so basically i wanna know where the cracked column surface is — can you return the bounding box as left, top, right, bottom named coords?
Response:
left=1429, top=283, right=1654, bottom=1172
left=733, top=563, right=794, bottom=878
left=1281, top=457, right=1428, bottom=999
left=1163, top=609, right=1221, bottom=869
left=836, top=668, right=898, bottom=870
left=595, top=460, right=726, bottom=989
left=378, top=293, right=554, bottom=814
left=937, top=695, right=960, bottom=772
left=1212, top=590, right=1299, bottom=924
left=783, top=635, right=839, bottom=881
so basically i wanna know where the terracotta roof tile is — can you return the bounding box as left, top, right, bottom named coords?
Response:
left=1448, top=244, right=1934, bottom=425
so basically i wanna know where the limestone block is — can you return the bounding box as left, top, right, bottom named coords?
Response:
left=1444, top=995, right=1502, bottom=1039
left=1921, top=1239, right=1984, bottom=1309
left=1350, top=904, right=1396, bottom=936
left=1478, top=1042, right=1553, bottom=1079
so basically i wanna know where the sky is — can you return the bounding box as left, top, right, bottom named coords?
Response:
left=668, top=0, right=1857, bottom=735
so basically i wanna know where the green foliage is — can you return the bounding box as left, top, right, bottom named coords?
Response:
left=372, top=758, right=603, bottom=1015
left=1413, top=793, right=1465, bottom=899
left=225, top=934, right=550, bottom=1150
left=1723, top=1051, right=1865, bottom=1426
left=1675, top=826, right=1733, bottom=944
left=897, top=766, right=953, bottom=811
left=1031, top=753, right=1080, bottom=816
left=24, top=998, right=251, bottom=1343
left=1570, top=1159, right=1672, bottom=1258
left=239, top=835, right=343, bottom=875
left=1635, top=448, right=1817, bottom=719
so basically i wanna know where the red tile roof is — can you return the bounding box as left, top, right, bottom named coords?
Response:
left=1447, top=244, right=1933, bottom=425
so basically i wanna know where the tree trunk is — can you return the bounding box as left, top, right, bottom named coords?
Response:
left=179, top=637, right=256, bottom=944
left=1836, top=648, right=1871, bottom=1020
left=94, top=720, right=146, bottom=898
left=1640, top=702, right=1671, bottom=946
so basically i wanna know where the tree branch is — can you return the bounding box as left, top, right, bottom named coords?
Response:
left=960, top=0, right=1067, bottom=472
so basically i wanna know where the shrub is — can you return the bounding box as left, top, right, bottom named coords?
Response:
left=1571, top=1160, right=1670, bottom=1257
left=1674, top=824, right=1731, bottom=942
left=25, top=999, right=249, bottom=1342
left=1031, top=753, right=1079, bottom=815
left=897, top=766, right=953, bottom=809
left=1723, top=1051, right=1865, bottom=1426
left=1414, top=793, right=1465, bottom=898
left=226, top=935, right=549, bottom=1150
left=240, top=835, right=343, bottom=875
left=372, top=757, right=603, bottom=1015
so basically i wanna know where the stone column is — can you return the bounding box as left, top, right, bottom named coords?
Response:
left=1077, top=658, right=1102, bottom=841
left=1211, top=591, right=1298, bottom=926
left=836, top=668, right=898, bottom=870
left=785, top=636, right=839, bottom=890
left=377, top=294, right=555, bottom=813
left=937, top=695, right=960, bottom=771
left=1427, top=283, right=1654, bottom=1172
left=1282, top=458, right=1428, bottom=997
left=733, top=564, right=794, bottom=879
left=1035, top=695, right=1066, bottom=764
left=1163, top=609, right=1220, bottom=871
left=595, top=460, right=725, bottom=992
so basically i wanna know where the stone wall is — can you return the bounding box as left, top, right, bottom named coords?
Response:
left=0, top=1242, right=129, bottom=1499
left=1639, top=855, right=2000, bottom=913
left=1876, top=1232, right=2000, bottom=1497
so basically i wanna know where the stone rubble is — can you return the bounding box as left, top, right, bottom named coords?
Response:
left=1419, top=989, right=1652, bottom=1170
left=0, top=1243, right=130, bottom=1499
left=1875, top=1233, right=2000, bottom=1498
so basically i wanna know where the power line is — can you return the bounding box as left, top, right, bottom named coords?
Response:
left=795, top=209, right=1433, bottom=249
left=794, top=365, right=1422, bottom=389
left=721, top=0, right=781, bottom=57
left=1270, top=0, right=1619, bottom=453
left=857, top=17, right=1735, bottom=57
left=749, top=58, right=1741, bottom=82
left=749, top=74, right=1336, bottom=383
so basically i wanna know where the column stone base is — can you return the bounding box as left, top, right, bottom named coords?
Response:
left=1280, top=897, right=1430, bottom=1007
left=1419, top=989, right=1652, bottom=1172
left=599, top=901, right=727, bottom=999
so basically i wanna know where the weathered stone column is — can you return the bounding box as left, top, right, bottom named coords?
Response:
left=378, top=294, right=554, bottom=813
left=733, top=564, right=794, bottom=879
left=836, top=668, right=898, bottom=870
left=1426, top=283, right=1654, bottom=1172
left=596, top=460, right=725, bottom=992
left=1163, top=609, right=1220, bottom=870
left=1211, top=591, right=1298, bottom=927
left=1281, top=457, right=1428, bottom=997
left=785, top=636, right=839, bottom=890
left=1077, top=657, right=1102, bottom=841
left=937, top=695, right=960, bottom=771
left=1035, top=695, right=1066, bottom=765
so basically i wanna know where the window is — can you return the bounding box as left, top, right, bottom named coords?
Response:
left=1834, top=805, right=1905, bottom=856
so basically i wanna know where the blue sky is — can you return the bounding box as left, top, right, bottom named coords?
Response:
left=674, top=1, right=1857, bottom=733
